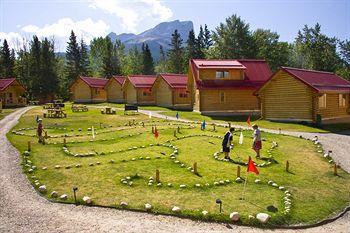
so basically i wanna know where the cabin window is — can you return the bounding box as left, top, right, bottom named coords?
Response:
left=143, top=89, right=152, bottom=96
left=318, top=94, right=327, bottom=109
left=216, top=71, right=229, bottom=79
left=219, top=91, right=225, bottom=103
left=339, top=94, right=346, bottom=107
left=94, top=88, right=99, bottom=95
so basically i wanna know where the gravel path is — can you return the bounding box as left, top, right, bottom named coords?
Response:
left=0, top=107, right=349, bottom=233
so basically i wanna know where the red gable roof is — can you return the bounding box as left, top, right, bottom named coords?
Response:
left=281, top=67, right=350, bottom=93
left=190, top=59, right=271, bottom=90
left=128, top=75, right=157, bottom=88
left=80, top=76, right=108, bottom=88
left=158, top=73, right=187, bottom=89
left=111, top=76, right=126, bottom=86
left=0, top=78, right=17, bottom=91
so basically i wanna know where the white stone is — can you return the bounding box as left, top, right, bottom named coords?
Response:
left=179, top=184, right=186, bottom=188
left=145, top=203, right=152, bottom=210
left=167, top=183, right=172, bottom=187
left=54, top=165, right=60, bottom=169
left=83, top=196, right=92, bottom=204
left=279, top=186, right=285, bottom=190
left=172, top=206, right=181, bottom=213
left=38, top=185, right=47, bottom=193
left=202, top=210, right=208, bottom=216
left=50, top=191, right=58, bottom=198
left=255, top=179, right=261, bottom=184
left=195, top=183, right=201, bottom=187
left=60, top=194, right=68, bottom=200
left=229, top=212, right=240, bottom=222
left=248, top=214, right=255, bottom=220
left=235, top=177, right=242, bottom=183
left=256, top=213, right=270, bottom=223
left=120, top=201, right=128, bottom=207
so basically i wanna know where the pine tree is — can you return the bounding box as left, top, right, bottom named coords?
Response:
left=15, top=44, right=31, bottom=94
left=124, top=46, right=143, bottom=75
left=167, top=30, right=184, bottom=73
left=79, top=38, right=90, bottom=76
left=196, top=26, right=205, bottom=59
left=155, top=45, right=168, bottom=73
left=1, top=39, right=15, bottom=77
left=39, top=38, right=58, bottom=98
left=184, top=30, right=197, bottom=72
left=102, top=37, right=114, bottom=78
left=203, top=24, right=212, bottom=49
left=65, top=30, right=81, bottom=83
left=142, top=43, right=154, bottom=74
left=29, top=36, right=41, bottom=99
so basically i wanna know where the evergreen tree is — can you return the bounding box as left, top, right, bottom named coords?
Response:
left=203, top=24, right=212, bottom=49
left=195, top=25, right=205, bottom=59
left=29, top=36, right=41, bottom=99
left=102, top=37, right=114, bottom=77
left=155, top=45, right=168, bottom=73
left=79, top=38, right=90, bottom=76
left=39, top=38, right=59, bottom=98
left=1, top=39, right=15, bottom=77
left=337, top=40, right=350, bottom=80
left=211, top=14, right=257, bottom=59
left=142, top=43, right=154, bottom=74
left=293, top=23, right=340, bottom=72
left=15, top=44, right=31, bottom=94
left=184, top=30, right=197, bottom=72
left=167, top=30, right=184, bottom=73
left=65, top=30, right=81, bottom=83
left=124, top=46, right=143, bottom=75
left=89, top=37, right=106, bottom=76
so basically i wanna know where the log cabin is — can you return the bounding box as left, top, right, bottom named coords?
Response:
left=0, top=78, right=26, bottom=107
left=105, top=76, right=126, bottom=103
left=256, top=67, right=350, bottom=123
left=188, top=59, right=272, bottom=115
left=152, top=73, right=191, bottom=109
left=70, top=76, right=108, bottom=103
left=123, top=75, right=157, bottom=105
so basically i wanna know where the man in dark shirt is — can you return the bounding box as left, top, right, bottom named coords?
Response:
left=37, top=118, right=44, bottom=144
left=222, top=127, right=235, bottom=159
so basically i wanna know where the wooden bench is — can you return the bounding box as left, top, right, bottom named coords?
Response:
left=124, top=104, right=138, bottom=115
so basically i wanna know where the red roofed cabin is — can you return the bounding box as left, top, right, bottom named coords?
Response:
left=152, top=74, right=191, bottom=109
left=123, top=75, right=157, bottom=105
left=256, top=67, right=350, bottom=123
left=0, top=78, right=26, bottom=107
left=105, top=76, right=126, bottom=103
left=188, top=59, right=272, bottom=115
left=70, top=76, right=108, bottom=103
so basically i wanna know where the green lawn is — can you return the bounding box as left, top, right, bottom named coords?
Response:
left=8, top=105, right=350, bottom=226
left=0, top=108, right=17, bottom=120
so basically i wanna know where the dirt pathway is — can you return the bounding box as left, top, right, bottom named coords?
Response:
left=0, top=107, right=349, bottom=233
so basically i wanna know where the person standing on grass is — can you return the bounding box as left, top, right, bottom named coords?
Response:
left=222, top=127, right=235, bottom=159
left=252, top=124, right=262, bottom=158
left=37, top=118, right=44, bottom=144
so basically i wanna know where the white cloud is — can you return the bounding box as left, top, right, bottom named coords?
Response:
left=0, top=17, right=110, bottom=51
left=88, top=0, right=173, bottom=32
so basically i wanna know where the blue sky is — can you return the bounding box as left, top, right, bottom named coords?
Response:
left=0, top=0, right=349, bottom=51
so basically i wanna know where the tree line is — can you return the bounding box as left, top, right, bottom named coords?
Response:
left=0, top=14, right=349, bottom=100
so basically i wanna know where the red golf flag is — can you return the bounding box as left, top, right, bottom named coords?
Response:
left=247, top=156, right=259, bottom=175
left=246, top=116, right=251, bottom=127
left=154, top=127, right=159, bottom=138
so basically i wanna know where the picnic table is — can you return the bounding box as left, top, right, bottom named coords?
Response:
left=101, top=107, right=116, bottom=114
left=43, top=109, right=67, bottom=118
left=71, top=105, right=88, bottom=112
left=43, top=103, right=54, bottom=109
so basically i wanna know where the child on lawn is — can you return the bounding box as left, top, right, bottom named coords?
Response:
left=222, top=127, right=235, bottom=159
left=252, top=124, right=262, bottom=158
